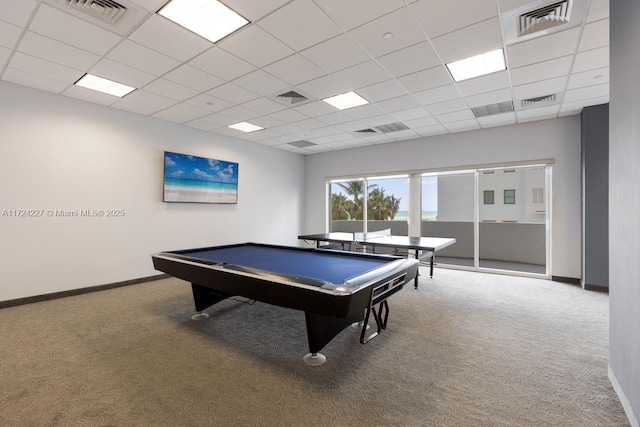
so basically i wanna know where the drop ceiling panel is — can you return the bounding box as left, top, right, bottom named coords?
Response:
left=107, top=40, right=180, bottom=76
left=28, top=5, right=122, bottom=55
left=560, top=96, right=608, bottom=114
left=512, top=76, right=567, bottom=101
left=112, top=88, right=178, bottom=115
left=185, top=94, right=233, bottom=113
left=510, top=56, right=573, bottom=86
left=3, top=67, right=68, bottom=93
left=396, top=66, right=452, bottom=93
left=0, top=0, right=38, bottom=27
left=10, top=52, right=84, bottom=83
left=343, top=104, right=386, bottom=120
left=415, top=124, right=448, bottom=136
left=292, top=118, right=326, bottom=130
left=247, top=115, right=285, bottom=129
left=222, top=0, right=291, bottom=22
left=332, top=61, right=392, bottom=90
left=425, top=98, right=468, bottom=115
left=293, top=100, right=336, bottom=117
left=477, top=111, right=516, bottom=127
left=119, top=89, right=177, bottom=110
left=163, top=65, right=224, bottom=92
left=360, top=114, right=395, bottom=127
left=414, top=84, right=460, bottom=105
left=403, top=116, right=439, bottom=128
left=207, top=83, right=258, bottom=104
left=313, top=0, right=405, bottom=31
left=572, top=46, right=609, bottom=73
left=63, top=85, right=120, bottom=106
left=257, top=0, right=341, bottom=51
left=269, top=108, right=309, bottom=123
left=443, top=119, right=480, bottom=132
left=297, top=75, right=349, bottom=99
left=130, top=0, right=165, bottom=12
left=456, top=70, right=510, bottom=96
left=376, top=42, right=440, bottom=78
left=563, top=83, right=609, bottom=103
left=578, top=18, right=609, bottom=52
left=91, top=58, right=157, bottom=88
left=0, top=46, right=10, bottom=66
left=128, top=15, right=212, bottom=62
left=516, top=105, right=560, bottom=120
left=358, top=79, right=408, bottom=103
left=243, top=97, right=287, bottom=115
left=390, top=107, right=431, bottom=122
left=464, top=88, right=512, bottom=108
left=263, top=54, right=325, bottom=86
left=232, top=69, right=288, bottom=96
left=301, top=34, right=370, bottom=74
left=189, top=48, right=256, bottom=81
left=430, top=17, right=502, bottom=63
left=507, top=27, right=581, bottom=69
left=182, top=119, right=219, bottom=132
left=216, top=105, right=260, bottom=121
left=411, top=0, right=498, bottom=39
left=152, top=103, right=210, bottom=124
left=567, top=67, right=609, bottom=90
left=585, top=0, right=609, bottom=23
left=17, top=31, right=100, bottom=71
left=316, top=111, right=353, bottom=125
left=436, top=109, right=476, bottom=123
left=144, top=78, right=199, bottom=101
left=348, top=7, right=426, bottom=58
left=376, top=95, right=421, bottom=113
left=0, top=20, right=22, bottom=49
left=218, top=26, right=294, bottom=68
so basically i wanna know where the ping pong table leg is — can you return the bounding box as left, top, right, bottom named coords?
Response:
left=430, top=256, right=434, bottom=278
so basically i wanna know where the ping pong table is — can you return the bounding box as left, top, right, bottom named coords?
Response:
left=298, top=229, right=456, bottom=289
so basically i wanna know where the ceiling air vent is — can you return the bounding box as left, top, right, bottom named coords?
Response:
left=287, top=140, right=316, bottom=148
left=521, top=94, right=556, bottom=108
left=47, top=0, right=141, bottom=34
left=502, top=0, right=588, bottom=45
left=374, top=122, right=409, bottom=134
left=472, top=101, right=514, bottom=118
left=57, top=0, right=128, bottom=24
left=518, top=0, right=571, bottom=36
left=355, top=128, right=377, bottom=133
left=267, top=88, right=315, bottom=107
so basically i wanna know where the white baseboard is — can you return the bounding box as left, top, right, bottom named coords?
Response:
left=609, top=365, right=640, bottom=427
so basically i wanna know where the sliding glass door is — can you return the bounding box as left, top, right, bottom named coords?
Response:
left=421, top=172, right=475, bottom=267
left=328, top=163, right=551, bottom=277
left=478, top=166, right=548, bottom=274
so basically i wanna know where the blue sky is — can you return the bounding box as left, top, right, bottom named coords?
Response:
left=165, top=152, right=238, bottom=184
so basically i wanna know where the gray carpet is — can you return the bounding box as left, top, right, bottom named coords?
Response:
left=0, top=268, right=629, bottom=426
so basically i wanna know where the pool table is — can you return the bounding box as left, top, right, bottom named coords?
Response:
left=151, top=243, right=418, bottom=365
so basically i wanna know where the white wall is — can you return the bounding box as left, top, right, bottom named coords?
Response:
left=0, top=82, right=305, bottom=302
left=304, top=117, right=581, bottom=279
left=609, top=0, right=640, bottom=423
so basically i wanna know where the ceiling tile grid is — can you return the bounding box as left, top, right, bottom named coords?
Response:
left=0, top=0, right=610, bottom=154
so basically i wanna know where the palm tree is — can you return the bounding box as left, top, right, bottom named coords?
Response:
left=331, top=193, right=350, bottom=220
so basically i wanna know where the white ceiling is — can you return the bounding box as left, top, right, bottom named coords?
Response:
left=0, top=0, right=609, bottom=154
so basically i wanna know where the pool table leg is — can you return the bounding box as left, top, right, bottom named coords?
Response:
left=304, top=311, right=362, bottom=364
left=191, top=283, right=232, bottom=312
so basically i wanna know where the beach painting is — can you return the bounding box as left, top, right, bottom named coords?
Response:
left=163, top=151, right=238, bottom=204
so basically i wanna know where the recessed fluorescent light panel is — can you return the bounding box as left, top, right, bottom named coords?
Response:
left=158, top=0, right=249, bottom=43
left=446, top=48, right=506, bottom=82
left=322, top=91, right=369, bottom=110
left=74, top=74, right=136, bottom=97
left=228, top=122, right=264, bottom=133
